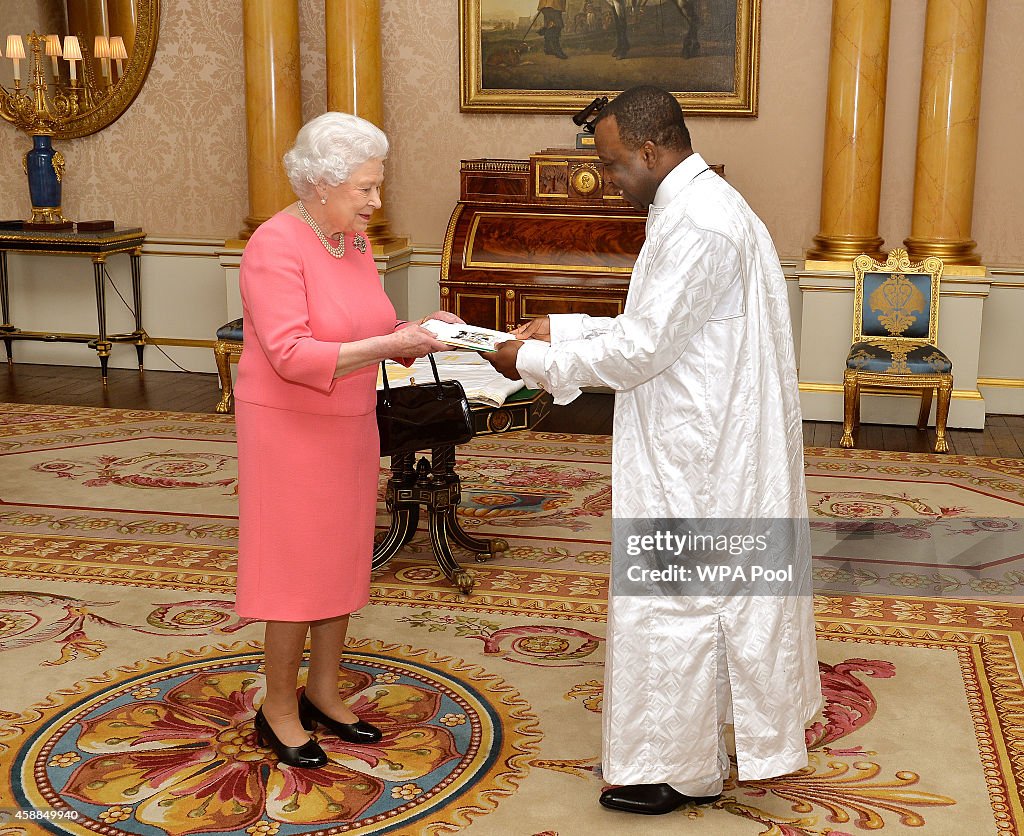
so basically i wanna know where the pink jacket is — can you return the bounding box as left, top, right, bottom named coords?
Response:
left=235, top=212, right=400, bottom=416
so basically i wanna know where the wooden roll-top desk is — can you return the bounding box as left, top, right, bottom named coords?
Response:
left=440, top=148, right=648, bottom=331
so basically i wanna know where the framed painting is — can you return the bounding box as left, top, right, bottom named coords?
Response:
left=460, top=0, right=760, bottom=115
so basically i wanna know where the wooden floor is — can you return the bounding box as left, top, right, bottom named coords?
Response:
left=1, top=362, right=1022, bottom=457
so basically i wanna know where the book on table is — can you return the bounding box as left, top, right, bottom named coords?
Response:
left=379, top=351, right=526, bottom=408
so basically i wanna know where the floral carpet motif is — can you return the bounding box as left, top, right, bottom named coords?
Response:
left=805, top=449, right=1024, bottom=599
left=4, top=643, right=536, bottom=836
left=0, top=404, right=1022, bottom=834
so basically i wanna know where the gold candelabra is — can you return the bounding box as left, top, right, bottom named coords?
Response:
left=1, top=31, right=124, bottom=225
left=0, top=31, right=112, bottom=137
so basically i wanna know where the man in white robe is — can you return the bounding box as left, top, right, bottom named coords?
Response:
left=484, top=86, right=821, bottom=815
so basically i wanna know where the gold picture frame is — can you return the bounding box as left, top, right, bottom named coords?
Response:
left=460, top=0, right=760, bottom=115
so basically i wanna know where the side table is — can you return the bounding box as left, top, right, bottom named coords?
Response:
left=372, top=387, right=553, bottom=593
left=0, top=227, right=147, bottom=381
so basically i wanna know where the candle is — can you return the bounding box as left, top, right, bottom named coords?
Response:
left=6, top=35, right=25, bottom=83
left=109, top=36, right=127, bottom=80
left=94, top=35, right=109, bottom=80
left=63, top=35, right=82, bottom=83
left=45, top=34, right=62, bottom=78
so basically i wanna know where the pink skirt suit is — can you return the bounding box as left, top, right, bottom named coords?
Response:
left=234, top=212, right=398, bottom=622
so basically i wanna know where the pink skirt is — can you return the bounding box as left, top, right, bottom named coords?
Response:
left=234, top=401, right=379, bottom=621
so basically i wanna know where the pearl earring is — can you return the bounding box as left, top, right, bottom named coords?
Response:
left=320, top=196, right=327, bottom=205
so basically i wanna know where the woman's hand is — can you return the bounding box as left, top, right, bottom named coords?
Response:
left=390, top=324, right=448, bottom=358
left=511, top=316, right=551, bottom=342
left=419, top=310, right=464, bottom=325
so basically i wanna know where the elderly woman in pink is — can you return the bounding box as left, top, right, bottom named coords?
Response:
left=234, top=112, right=458, bottom=769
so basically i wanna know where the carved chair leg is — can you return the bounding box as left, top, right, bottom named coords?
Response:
left=934, top=376, right=952, bottom=453
left=917, top=386, right=934, bottom=428
left=214, top=342, right=235, bottom=414
left=840, top=369, right=857, bottom=448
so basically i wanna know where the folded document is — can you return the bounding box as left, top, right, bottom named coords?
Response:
left=421, top=320, right=514, bottom=352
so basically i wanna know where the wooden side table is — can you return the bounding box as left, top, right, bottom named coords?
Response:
left=372, top=388, right=553, bottom=593
left=0, top=227, right=146, bottom=382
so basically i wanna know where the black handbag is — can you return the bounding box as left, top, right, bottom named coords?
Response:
left=377, top=354, right=475, bottom=456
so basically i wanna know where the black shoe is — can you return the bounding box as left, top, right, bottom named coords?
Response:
left=599, top=783, right=720, bottom=815
left=254, top=708, right=328, bottom=769
left=299, top=692, right=383, bottom=744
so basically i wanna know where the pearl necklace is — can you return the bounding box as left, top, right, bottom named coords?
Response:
left=298, top=200, right=367, bottom=259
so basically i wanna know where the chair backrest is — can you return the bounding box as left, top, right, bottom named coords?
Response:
left=852, top=248, right=943, bottom=345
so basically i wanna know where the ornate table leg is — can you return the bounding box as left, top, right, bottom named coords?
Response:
left=130, top=247, right=145, bottom=371
left=428, top=508, right=475, bottom=594
left=0, top=252, right=12, bottom=364
left=91, top=257, right=112, bottom=383
left=443, top=504, right=508, bottom=562
left=372, top=452, right=419, bottom=568
left=429, top=445, right=506, bottom=570
left=371, top=445, right=505, bottom=594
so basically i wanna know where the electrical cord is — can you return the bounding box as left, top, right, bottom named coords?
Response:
left=102, top=263, right=201, bottom=374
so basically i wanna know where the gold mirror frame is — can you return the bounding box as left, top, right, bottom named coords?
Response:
left=2, top=0, right=161, bottom=139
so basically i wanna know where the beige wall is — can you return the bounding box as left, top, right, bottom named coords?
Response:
left=1, top=1, right=1022, bottom=264
left=0, top=0, right=248, bottom=237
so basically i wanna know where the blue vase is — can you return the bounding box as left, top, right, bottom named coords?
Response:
left=24, top=134, right=65, bottom=223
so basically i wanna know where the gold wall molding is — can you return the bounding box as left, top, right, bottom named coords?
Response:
left=799, top=381, right=983, bottom=400
left=148, top=337, right=216, bottom=348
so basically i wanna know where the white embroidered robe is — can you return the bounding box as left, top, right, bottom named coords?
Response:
left=517, top=153, right=822, bottom=787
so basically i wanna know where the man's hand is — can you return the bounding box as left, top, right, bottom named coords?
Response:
left=482, top=339, right=523, bottom=380
left=511, top=316, right=551, bottom=342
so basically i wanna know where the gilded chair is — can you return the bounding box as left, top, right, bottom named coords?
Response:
left=213, top=318, right=243, bottom=413
left=840, top=249, right=952, bottom=453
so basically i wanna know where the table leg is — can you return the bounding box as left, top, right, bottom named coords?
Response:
left=92, top=258, right=112, bottom=383
left=444, top=505, right=506, bottom=562
left=428, top=509, right=475, bottom=594
left=372, top=452, right=420, bottom=568
left=0, top=252, right=11, bottom=364
left=430, top=444, right=504, bottom=562
left=130, top=248, right=145, bottom=371
left=372, top=503, right=420, bottom=568
left=370, top=447, right=493, bottom=593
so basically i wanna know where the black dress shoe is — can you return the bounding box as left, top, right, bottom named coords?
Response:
left=299, top=692, right=383, bottom=744
left=599, top=783, right=720, bottom=815
left=254, top=709, right=328, bottom=769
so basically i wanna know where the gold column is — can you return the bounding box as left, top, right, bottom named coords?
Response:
left=904, top=0, right=987, bottom=265
left=325, top=0, right=405, bottom=250
left=240, top=0, right=303, bottom=239
left=806, top=0, right=891, bottom=264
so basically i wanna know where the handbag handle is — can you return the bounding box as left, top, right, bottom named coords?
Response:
left=379, top=354, right=445, bottom=406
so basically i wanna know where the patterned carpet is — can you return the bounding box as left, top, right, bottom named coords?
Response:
left=0, top=403, right=1021, bottom=835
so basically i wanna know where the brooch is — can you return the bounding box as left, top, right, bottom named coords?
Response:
left=354, top=234, right=367, bottom=254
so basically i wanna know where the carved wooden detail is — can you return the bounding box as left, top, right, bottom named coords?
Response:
left=441, top=149, right=724, bottom=332
left=441, top=147, right=646, bottom=332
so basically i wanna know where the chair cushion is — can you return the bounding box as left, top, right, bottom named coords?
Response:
left=846, top=341, right=952, bottom=375
left=216, top=318, right=243, bottom=342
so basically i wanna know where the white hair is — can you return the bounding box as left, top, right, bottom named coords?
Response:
left=283, top=112, right=389, bottom=199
